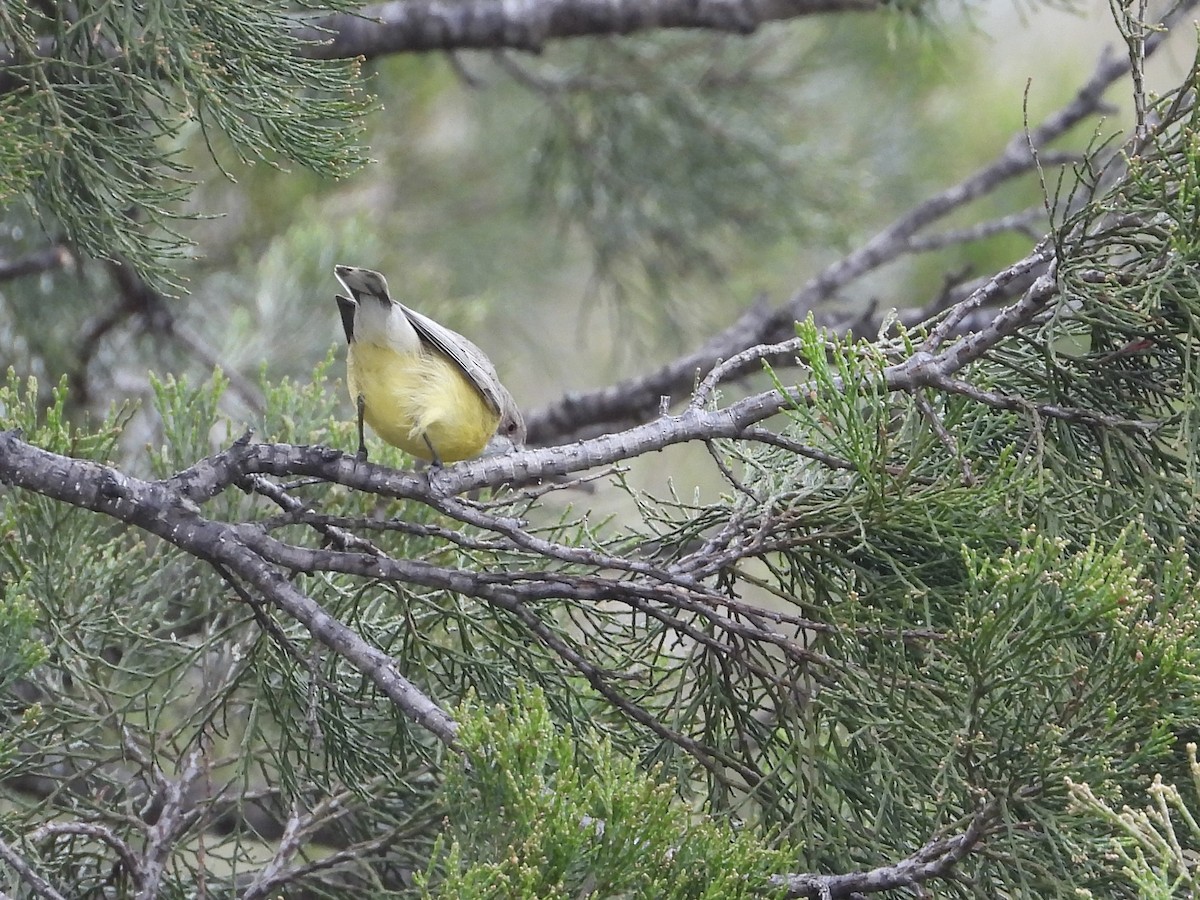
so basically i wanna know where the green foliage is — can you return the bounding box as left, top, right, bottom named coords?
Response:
left=2, top=11, right=1200, bottom=898
left=424, top=687, right=794, bottom=899
left=0, top=369, right=129, bottom=458
left=0, top=0, right=369, bottom=288
left=789, top=528, right=1200, bottom=890
left=0, top=93, right=38, bottom=204
left=981, top=57, right=1200, bottom=555
left=608, top=315, right=1200, bottom=895
left=0, top=580, right=48, bottom=765
left=148, top=369, right=231, bottom=471
left=1068, top=745, right=1200, bottom=899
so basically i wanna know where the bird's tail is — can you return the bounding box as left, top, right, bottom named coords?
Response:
left=335, top=294, right=356, bottom=343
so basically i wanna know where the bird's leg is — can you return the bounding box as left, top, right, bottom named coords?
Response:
left=422, top=434, right=444, bottom=469
left=355, top=394, right=368, bottom=461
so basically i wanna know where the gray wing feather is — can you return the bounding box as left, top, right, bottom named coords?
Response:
left=401, top=305, right=506, bottom=415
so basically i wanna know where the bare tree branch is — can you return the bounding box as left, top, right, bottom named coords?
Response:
left=28, top=824, right=143, bottom=893
left=295, top=0, right=880, bottom=58
left=75, top=253, right=1063, bottom=505
left=0, top=431, right=459, bottom=747
left=0, top=0, right=877, bottom=96
left=898, top=206, right=1046, bottom=253
left=771, top=799, right=1001, bottom=898
left=134, top=744, right=209, bottom=900
left=523, top=19, right=1190, bottom=446
left=0, top=837, right=69, bottom=900
left=0, top=245, right=73, bottom=282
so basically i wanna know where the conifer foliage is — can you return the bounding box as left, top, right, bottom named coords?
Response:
left=2, top=2, right=1200, bottom=898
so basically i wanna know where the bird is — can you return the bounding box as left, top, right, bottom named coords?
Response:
left=333, top=264, right=525, bottom=466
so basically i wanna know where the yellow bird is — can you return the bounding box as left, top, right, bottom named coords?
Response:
left=334, top=265, right=525, bottom=465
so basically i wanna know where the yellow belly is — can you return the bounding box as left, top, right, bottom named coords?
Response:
left=347, top=342, right=500, bottom=463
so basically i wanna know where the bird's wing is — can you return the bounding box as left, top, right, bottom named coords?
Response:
left=401, top=305, right=505, bottom=416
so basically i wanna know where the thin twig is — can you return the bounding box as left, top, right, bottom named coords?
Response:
left=772, top=799, right=1002, bottom=897
left=704, top=439, right=760, bottom=502
left=913, top=390, right=974, bottom=485
left=929, top=372, right=1164, bottom=432
left=691, top=335, right=805, bottom=410
left=240, top=471, right=383, bottom=555
left=0, top=837, right=69, bottom=900
left=899, top=207, right=1046, bottom=254
left=0, top=244, right=73, bottom=282
left=30, top=823, right=143, bottom=891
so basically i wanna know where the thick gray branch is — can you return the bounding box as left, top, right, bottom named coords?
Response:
left=55, top=250, right=1063, bottom=512
left=114, top=254, right=1064, bottom=506
left=0, top=0, right=875, bottom=94
left=296, top=0, right=878, bottom=58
